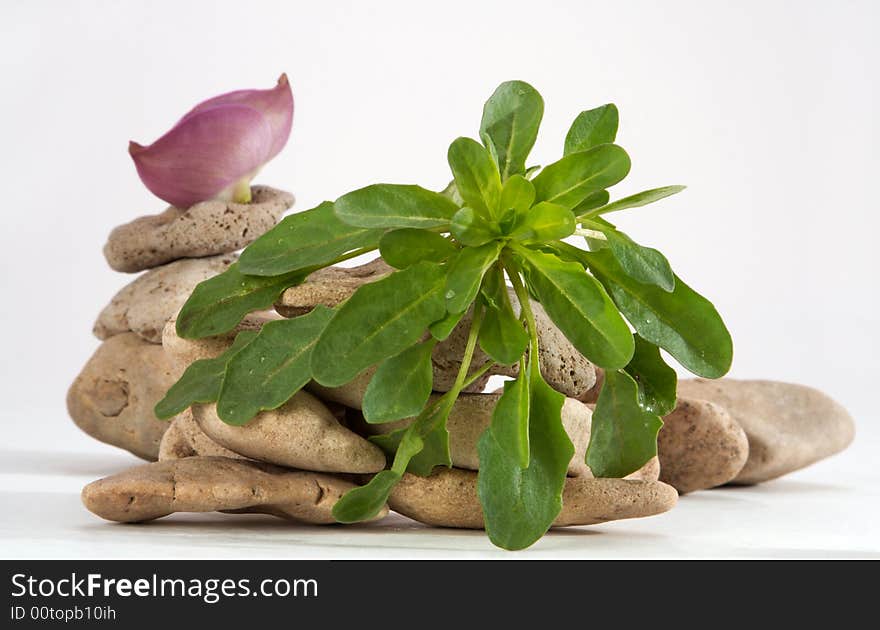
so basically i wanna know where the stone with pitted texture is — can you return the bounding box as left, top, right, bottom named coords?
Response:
left=67, top=333, right=175, bottom=460
left=103, top=186, right=293, bottom=272
left=94, top=254, right=236, bottom=344
left=656, top=397, right=749, bottom=493
left=677, top=379, right=854, bottom=484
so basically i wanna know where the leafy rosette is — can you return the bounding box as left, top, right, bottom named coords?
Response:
left=157, top=81, right=732, bottom=550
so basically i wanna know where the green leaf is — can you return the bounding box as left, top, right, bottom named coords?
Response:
left=363, top=340, right=437, bottom=423
left=445, top=241, right=504, bottom=314
left=448, top=137, right=502, bottom=219
left=581, top=185, right=686, bottom=219
left=332, top=470, right=401, bottom=524
left=523, top=165, right=541, bottom=179
left=154, top=330, right=257, bottom=420
left=491, top=365, right=530, bottom=467
left=478, top=267, right=529, bottom=365
left=215, top=307, right=335, bottom=425
left=429, top=310, right=464, bottom=341
left=369, top=425, right=451, bottom=476
left=518, top=248, right=634, bottom=369
left=335, top=184, right=459, bottom=229
left=479, top=81, right=544, bottom=180
left=624, top=335, right=678, bottom=416
left=509, top=201, right=576, bottom=243
left=477, top=362, right=573, bottom=550
left=238, top=202, right=384, bottom=276
left=311, top=261, right=447, bottom=386
left=585, top=248, right=733, bottom=378
left=572, top=190, right=610, bottom=215
left=334, top=398, right=454, bottom=523
left=440, top=179, right=465, bottom=206
left=589, top=223, right=675, bottom=292
left=564, top=104, right=619, bottom=155
left=176, top=263, right=303, bottom=339
left=532, top=144, right=631, bottom=210
left=450, top=207, right=501, bottom=247
left=379, top=229, right=457, bottom=269
left=586, top=369, right=663, bottom=478
left=499, top=175, right=536, bottom=216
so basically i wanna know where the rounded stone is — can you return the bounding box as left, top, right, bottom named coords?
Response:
left=67, top=333, right=175, bottom=460
left=94, top=254, right=236, bottom=344
left=656, top=397, right=749, bottom=493
left=193, top=395, right=387, bottom=474
left=386, top=467, right=677, bottom=529
left=677, top=378, right=855, bottom=484
left=103, top=186, right=293, bottom=273
left=81, top=456, right=386, bottom=525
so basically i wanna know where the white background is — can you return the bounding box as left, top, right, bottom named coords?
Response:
left=0, top=0, right=877, bottom=558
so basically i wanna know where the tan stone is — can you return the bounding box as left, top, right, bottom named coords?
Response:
left=387, top=467, right=676, bottom=529
left=193, top=394, right=387, bottom=474
left=656, top=397, right=749, bottom=493
left=577, top=367, right=604, bottom=404
left=67, top=333, right=174, bottom=460
left=94, top=254, right=236, bottom=344
left=677, top=379, right=855, bottom=484
left=81, top=456, right=386, bottom=524
left=306, top=368, right=376, bottom=409
left=158, top=409, right=246, bottom=461
left=103, top=186, right=293, bottom=273
left=157, top=417, right=194, bottom=460
left=275, top=258, right=394, bottom=317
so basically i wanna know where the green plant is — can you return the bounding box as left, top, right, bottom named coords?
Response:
left=156, top=81, right=732, bottom=550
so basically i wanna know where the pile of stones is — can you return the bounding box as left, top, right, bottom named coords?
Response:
left=69, top=191, right=855, bottom=535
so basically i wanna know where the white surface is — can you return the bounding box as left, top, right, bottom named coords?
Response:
left=0, top=0, right=877, bottom=558
left=1, top=439, right=876, bottom=559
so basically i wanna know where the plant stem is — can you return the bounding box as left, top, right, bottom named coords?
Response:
left=388, top=302, right=485, bottom=476
left=329, top=246, right=378, bottom=266
left=506, top=265, right=540, bottom=359
left=574, top=227, right=607, bottom=240
left=462, top=359, right=495, bottom=390
left=231, top=177, right=253, bottom=204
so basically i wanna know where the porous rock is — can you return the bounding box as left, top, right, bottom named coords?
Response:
left=677, top=379, right=855, bottom=484
left=67, top=333, right=175, bottom=460
left=275, top=258, right=394, bottom=317
left=161, top=311, right=281, bottom=376
left=103, top=186, right=293, bottom=273
left=94, top=254, right=236, bottom=344
left=656, top=397, right=749, bottom=493
left=82, top=456, right=386, bottom=524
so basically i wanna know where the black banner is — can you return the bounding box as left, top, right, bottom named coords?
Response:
left=0, top=560, right=862, bottom=626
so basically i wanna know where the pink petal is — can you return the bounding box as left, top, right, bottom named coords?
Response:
left=175, top=74, right=293, bottom=160
left=130, top=104, right=273, bottom=209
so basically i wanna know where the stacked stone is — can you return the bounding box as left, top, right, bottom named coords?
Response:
left=67, top=186, right=294, bottom=460
left=73, top=230, right=854, bottom=534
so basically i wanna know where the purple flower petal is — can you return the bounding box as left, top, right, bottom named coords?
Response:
left=130, top=104, right=273, bottom=209
left=130, top=75, right=294, bottom=208
left=175, top=74, right=293, bottom=161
